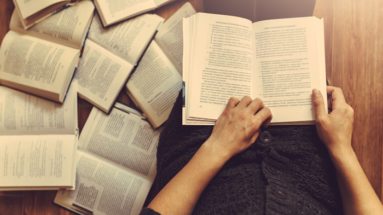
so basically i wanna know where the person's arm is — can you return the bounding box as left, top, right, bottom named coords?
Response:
left=147, top=96, right=272, bottom=215
left=312, top=86, right=383, bottom=215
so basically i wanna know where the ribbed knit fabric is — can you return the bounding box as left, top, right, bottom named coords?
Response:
left=143, top=93, right=343, bottom=215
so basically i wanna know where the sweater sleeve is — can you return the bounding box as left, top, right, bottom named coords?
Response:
left=140, top=208, right=161, bottom=215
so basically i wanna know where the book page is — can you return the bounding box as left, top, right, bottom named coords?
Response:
left=54, top=151, right=153, bottom=215
left=76, top=40, right=134, bottom=113
left=127, top=41, right=182, bottom=128
left=0, top=85, right=77, bottom=135
left=13, top=0, right=65, bottom=19
left=253, top=17, right=327, bottom=123
left=94, top=0, right=165, bottom=26
left=79, top=106, right=159, bottom=179
left=0, top=31, right=79, bottom=102
left=88, top=14, right=163, bottom=65
left=155, top=2, right=196, bottom=73
left=185, top=13, right=254, bottom=120
left=10, top=1, right=95, bottom=49
left=0, top=134, right=76, bottom=189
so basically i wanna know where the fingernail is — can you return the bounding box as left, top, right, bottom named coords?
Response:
left=313, top=89, right=319, bottom=95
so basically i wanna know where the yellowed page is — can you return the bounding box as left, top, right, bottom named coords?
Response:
left=54, top=151, right=153, bottom=215
left=127, top=41, right=181, bottom=128
left=79, top=106, right=159, bottom=179
left=0, top=85, right=77, bottom=135
left=0, top=135, right=76, bottom=189
left=155, top=2, right=196, bottom=73
left=0, top=31, right=79, bottom=102
left=88, top=14, right=163, bottom=65
left=13, top=0, right=66, bottom=19
left=10, top=1, right=94, bottom=49
left=185, top=13, right=254, bottom=120
left=76, top=40, right=133, bottom=113
left=253, top=17, right=327, bottom=124
left=94, top=0, right=169, bottom=26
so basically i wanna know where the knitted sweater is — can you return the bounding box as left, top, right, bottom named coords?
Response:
left=142, top=94, right=343, bottom=215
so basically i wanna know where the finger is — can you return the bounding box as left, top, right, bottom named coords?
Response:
left=247, top=98, right=264, bottom=114
left=226, top=97, right=240, bottom=109
left=249, top=132, right=260, bottom=144
left=251, top=107, right=272, bottom=132
left=327, top=86, right=346, bottom=109
left=237, top=96, right=253, bottom=109
left=312, top=89, right=327, bottom=120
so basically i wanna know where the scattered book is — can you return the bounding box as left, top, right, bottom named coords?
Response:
left=0, top=85, right=78, bottom=191
left=0, top=1, right=94, bottom=103
left=183, top=14, right=327, bottom=125
left=12, top=0, right=80, bottom=29
left=76, top=14, right=163, bottom=113
left=93, top=0, right=175, bottom=27
left=126, top=3, right=196, bottom=128
left=10, top=0, right=95, bottom=49
left=55, top=103, right=160, bottom=215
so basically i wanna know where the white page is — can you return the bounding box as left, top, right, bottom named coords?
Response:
left=79, top=107, right=159, bottom=179
left=127, top=41, right=181, bottom=128
left=76, top=40, right=134, bottom=113
left=0, top=85, right=77, bottom=135
left=0, top=134, right=76, bottom=188
left=155, top=2, right=196, bottom=73
left=0, top=31, right=79, bottom=102
left=10, top=1, right=95, bottom=49
left=253, top=17, right=327, bottom=123
left=55, top=151, right=153, bottom=215
left=88, top=14, right=163, bottom=64
left=186, top=13, right=255, bottom=120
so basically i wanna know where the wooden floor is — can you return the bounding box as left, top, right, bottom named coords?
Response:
left=0, top=0, right=382, bottom=214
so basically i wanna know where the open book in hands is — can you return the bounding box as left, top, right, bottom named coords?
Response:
left=183, top=13, right=328, bottom=125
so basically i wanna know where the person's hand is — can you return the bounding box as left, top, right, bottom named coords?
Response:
left=312, top=86, right=354, bottom=155
left=204, top=96, right=272, bottom=161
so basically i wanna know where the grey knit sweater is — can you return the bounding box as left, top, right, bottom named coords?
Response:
left=142, top=94, right=343, bottom=215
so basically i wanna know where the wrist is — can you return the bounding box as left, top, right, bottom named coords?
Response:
left=327, top=143, right=356, bottom=164
left=201, top=138, right=232, bottom=165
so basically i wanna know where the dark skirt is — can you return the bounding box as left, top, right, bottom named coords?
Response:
left=146, top=93, right=343, bottom=215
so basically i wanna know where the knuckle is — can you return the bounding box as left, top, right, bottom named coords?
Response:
left=264, top=107, right=272, bottom=117
left=252, top=118, right=262, bottom=129
left=316, top=116, right=328, bottom=125
left=229, top=97, right=238, bottom=103
left=254, top=98, right=263, bottom=106
left=346, top=106, right=354, bottom=117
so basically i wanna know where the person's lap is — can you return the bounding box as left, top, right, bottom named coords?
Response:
left=147, top=92, right=342, bottom=214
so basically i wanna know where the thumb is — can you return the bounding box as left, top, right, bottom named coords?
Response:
left=312, top=89, right=327, bottom=120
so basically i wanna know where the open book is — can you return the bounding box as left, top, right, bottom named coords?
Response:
left=12, top=0, right=80, bottom=29
left=126, top=3, right=196, bottom=128
left=0, top=1, right=94, bottom=103
left=0, top=85, right=78, bottom=191
left=75, top=14, right=163, bottom=113
left=183, top=14, right=327, bottom=125
left=94, top=0, right=175, bottom=27
left=55, top=103, right=160, bottom=215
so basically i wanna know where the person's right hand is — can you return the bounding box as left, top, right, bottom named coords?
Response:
left=311, top=86, right=355, bottom=155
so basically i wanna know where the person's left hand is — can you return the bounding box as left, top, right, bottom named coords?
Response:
left=204, top=96, right=272, bottom=161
